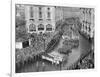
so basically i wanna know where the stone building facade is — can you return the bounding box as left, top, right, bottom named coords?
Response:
left=80, top=8, right=94, bottom=38
left=25, top=5, right=55, bottom=34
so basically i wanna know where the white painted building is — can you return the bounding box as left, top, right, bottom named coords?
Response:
left=25, top=5, right=55, bottom=34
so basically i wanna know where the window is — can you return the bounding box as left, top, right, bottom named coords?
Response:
left=47, top=7, right=51, bottom=20
left=38, top=24, right=44, bottom=30
left=29, top=24, right=36, bottom=32
left=30, top=6, right=34, bottom=18
left=39, top=7, right=42, bottom=10
left=47, top=7, right=50, bottom=10
left=46, top=24, right=52, bottom=31
left=39, top=7, right=42, bottom=19
left=47, top=12, right=50, bottom=18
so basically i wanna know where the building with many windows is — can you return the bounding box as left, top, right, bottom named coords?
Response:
left=80, top=8, right=94, bottom=38
left=25, top=5, right=55, bottom=34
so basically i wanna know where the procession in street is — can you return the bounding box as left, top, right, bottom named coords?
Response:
left=15, top=4, right=94, bottom=73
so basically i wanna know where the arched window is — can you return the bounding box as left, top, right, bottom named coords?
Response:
left=46, top=24, right=52, bottom=31
left=29, top=23, right=36, bottom=32
left=38, top=24, right=44, bottom=30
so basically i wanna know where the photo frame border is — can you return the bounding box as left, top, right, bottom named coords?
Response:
left=11, top=0, right=96, bottom=77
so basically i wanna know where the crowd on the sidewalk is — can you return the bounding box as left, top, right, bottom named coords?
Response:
left=67, top=48, right=94, bottom=70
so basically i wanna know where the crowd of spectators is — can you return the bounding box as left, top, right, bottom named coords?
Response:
left=16, top=46, right=39, bottom=68
left=15, top=11, right=94, bottom=71
left=67, top=49, right=94, bottom=70
left=63, top=39, right=79, bottom=49
left=15, top=32, right=55, bottom=69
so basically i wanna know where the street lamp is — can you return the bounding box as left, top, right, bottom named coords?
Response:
left=43, top=33, right=46, bottom=52
left=42, top=62, right=45, bottom=71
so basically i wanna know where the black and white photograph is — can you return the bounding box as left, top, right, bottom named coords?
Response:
left=15, top=4, right=94, bottom=73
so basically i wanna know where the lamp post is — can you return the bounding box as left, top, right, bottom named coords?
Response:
left=42, top=62, right=45, bottom=71
left=43, top=33, right=46, bottom=52
left=43, top=38, right=45, bottom=52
